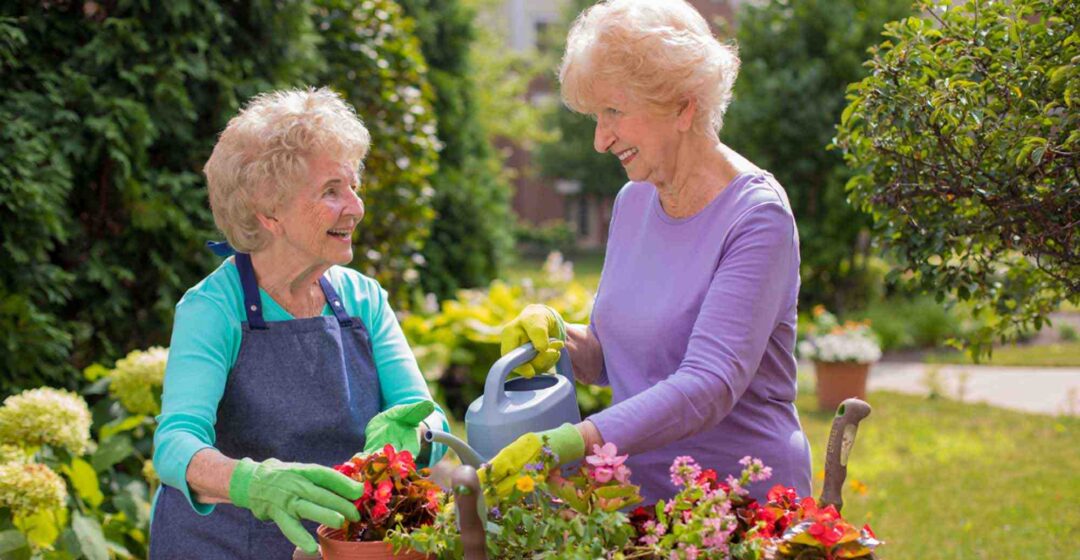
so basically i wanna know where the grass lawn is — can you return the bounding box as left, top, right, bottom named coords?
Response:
left=798, top=391, right=1079, bottom=559
left=926, top=341, right=1080, bottom=367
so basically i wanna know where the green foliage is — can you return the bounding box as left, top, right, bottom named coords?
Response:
left=397, top=0, right=515, bottom=299
left=535, top=0, right=627, bottom=198
left=834, top=0, right=1080, bottom=357
left=1, top=1, right=448, bottom=390
left=513, top=220, right=577, bottom=258
left=0, top=1, right=321, bottom=393
left=312, top=0, right=440, bottom=297
left=0, top=377, right=156, bottom=559
left=401, top=272, right=607, bottom=421
left=722, top=0, right=915, bottom=313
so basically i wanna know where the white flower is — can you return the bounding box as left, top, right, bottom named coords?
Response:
left=799, top=324, right=882, bottom=364
left=109, top=346, right=168, bottom=415
left=0, top=462, right=68, bottom=517
left=0, top=388, right=92, bottom=455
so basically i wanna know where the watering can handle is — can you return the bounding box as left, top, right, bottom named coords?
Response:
left=482, top=343, right=576, bottom=413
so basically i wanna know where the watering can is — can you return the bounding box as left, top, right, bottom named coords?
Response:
left=425, top=342, right=582, bottom=467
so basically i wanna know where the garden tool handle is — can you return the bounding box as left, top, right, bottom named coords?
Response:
left=820, top=398, right=872, bottom=513
left=452, top=465, right=488, bottom=560
left=482, top=343, right=576, bottom=411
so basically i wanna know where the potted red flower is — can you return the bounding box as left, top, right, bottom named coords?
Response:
left=318, top=444, right=441, bottom=560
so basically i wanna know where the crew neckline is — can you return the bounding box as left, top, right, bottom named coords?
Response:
left=651, top=171, right=763, bottom=225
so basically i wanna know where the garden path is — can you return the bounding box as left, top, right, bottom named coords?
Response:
left=867, top=362, right=1080, bottom=417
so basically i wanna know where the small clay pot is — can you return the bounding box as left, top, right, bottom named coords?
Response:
left=316, top=526, right=430, bottom=560
left=814, top=361, right=870, bottom=411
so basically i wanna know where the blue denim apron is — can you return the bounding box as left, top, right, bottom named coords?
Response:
left=149, top=249, right=381, bottom=559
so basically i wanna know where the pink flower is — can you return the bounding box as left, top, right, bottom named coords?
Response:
left=586, top=442, right=632, bottom=484
left=669, top=455, right=701, bottom=488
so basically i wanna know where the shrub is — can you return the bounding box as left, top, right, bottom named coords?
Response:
left=312, top=0, right=440, bottom=301
left=834, top=0, right=1080, bottom=356
left=0, top=1, right=320, bottom=394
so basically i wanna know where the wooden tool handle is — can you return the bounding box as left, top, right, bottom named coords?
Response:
left=452, top=465, right=488, bottom=560
left=819, top=398, right=872, bottom=512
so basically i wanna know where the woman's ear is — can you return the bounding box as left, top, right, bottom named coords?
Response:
left=255, top=212, right=281, bottom=237
left=676, top=98, right=696, bottom=132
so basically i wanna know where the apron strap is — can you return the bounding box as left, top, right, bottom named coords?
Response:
left=319, top=276, right=354, bottom=327
left=206, top=240, right=236, bottom=257
left=233, top=253, right=268, bottom=330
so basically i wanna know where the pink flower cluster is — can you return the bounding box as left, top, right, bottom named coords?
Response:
left=585, top=442, right=631, bottom=484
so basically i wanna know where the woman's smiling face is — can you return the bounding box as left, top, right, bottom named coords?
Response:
left=270, top=155, right=365, bottom=267
left=590, top=80, right=684, bottom=186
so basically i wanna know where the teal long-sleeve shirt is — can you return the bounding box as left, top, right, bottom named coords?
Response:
left=153, top=258, right=448, bottom=514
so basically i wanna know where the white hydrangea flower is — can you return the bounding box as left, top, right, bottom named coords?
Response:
left=109, top=346, right=168, bottom=416
left=0, top=462, right=68, bottom=517
left=0, top=388, right=92, bottom=455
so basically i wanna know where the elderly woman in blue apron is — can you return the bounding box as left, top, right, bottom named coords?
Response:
left=149, top=87, right=449, bottom=559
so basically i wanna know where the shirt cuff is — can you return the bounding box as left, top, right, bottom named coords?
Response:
left=158, top=440, right=217, bottom=516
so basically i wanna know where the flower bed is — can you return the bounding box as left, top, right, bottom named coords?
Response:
left=388, top=441, right=883, bottom=559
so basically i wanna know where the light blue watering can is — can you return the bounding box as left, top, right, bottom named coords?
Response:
left=425, top=342, right=581, bottom=467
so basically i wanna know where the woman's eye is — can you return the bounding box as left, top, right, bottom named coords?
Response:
left=605, top=107, right=620, bottom=116
left=323, top=187, right=337, bottom=197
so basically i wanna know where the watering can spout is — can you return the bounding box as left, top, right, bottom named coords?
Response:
left=425, top=429, right=486, bottom=468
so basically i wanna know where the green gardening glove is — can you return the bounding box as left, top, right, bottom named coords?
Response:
left=229, top=458, right=364, bottom=554
left=362, top=400, right=435, bottom=458
left=500, top=304, right=567, bottom=378
left=480, top=423, right=584, bottom=497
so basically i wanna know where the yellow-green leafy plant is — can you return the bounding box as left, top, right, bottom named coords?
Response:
left=106, top=346, right=168, bottom=416
left=401, top=255, right=606, bottom=419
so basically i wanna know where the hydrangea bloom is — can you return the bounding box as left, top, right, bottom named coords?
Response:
left=0, top=444, right=26, bottom=464
left=108, top=346, right=168, bottom=415
left=0, top=387, right=92, bottom=455
left=0, top=462, right=67, bottom=517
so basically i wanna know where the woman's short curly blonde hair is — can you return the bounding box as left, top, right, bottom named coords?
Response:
left=559, top=0, right=740, bottom=135
left=204, top=87, right=370, bottom=253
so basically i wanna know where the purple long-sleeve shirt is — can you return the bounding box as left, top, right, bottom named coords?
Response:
left=587, top=171, right=812, bottom=505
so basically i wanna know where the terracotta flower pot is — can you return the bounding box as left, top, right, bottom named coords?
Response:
left=316, top=526, right=431, bottom=560
left=813, top=361, right=870, bottom=411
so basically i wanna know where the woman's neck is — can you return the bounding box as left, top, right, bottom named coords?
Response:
left=248, top=246, right=330, bottom=317
left=655, top=137, right=755, bottom=219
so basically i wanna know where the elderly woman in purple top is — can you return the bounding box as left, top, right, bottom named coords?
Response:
left=486, top=0, right=812, bottom=505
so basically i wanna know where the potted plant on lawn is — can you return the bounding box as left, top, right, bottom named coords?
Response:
left=318, top=444, right=441, bottom=560
left=798, top=306, right=883, bottom=410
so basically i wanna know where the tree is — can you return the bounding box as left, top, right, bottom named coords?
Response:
left=722, top=0, right=915, bottom=312
left=834, top=0, right=1079, bottom=355
left=397, top=0, right=515, bottom=299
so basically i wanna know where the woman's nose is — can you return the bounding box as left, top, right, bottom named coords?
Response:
left=594, top=119, right=615, bottom=153
left=347, top=188, right=365, bottom=220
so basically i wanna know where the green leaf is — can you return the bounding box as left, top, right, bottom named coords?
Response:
left=91, top=434, right=135, bottom=473
left=70, top=511, right=109, bottom=560
left=61, top=458, right=104, bottom=509
left=99, top=415, right=148, bottom=441
left=0, top=529, right=28, bottom=554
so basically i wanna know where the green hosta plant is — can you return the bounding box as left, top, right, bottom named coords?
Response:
left=401, top=253, right=607, bottom=419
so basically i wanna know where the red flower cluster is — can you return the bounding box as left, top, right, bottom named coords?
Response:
left=331, top=444, right=443, bottom=542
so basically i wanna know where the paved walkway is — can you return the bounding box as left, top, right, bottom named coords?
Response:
left=865, top=361, right=1080, bottom=417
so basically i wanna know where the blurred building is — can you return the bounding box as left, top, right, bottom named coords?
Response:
left=500, top=0, right=741, bottom=249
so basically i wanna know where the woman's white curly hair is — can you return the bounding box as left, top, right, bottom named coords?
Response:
left=559, top=0, right=740, bottom=135
left=203, top=87, right=370, bottom=253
